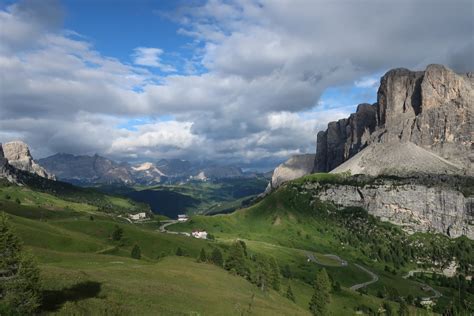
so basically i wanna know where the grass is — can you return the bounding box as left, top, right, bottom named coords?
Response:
left=2, top=173, right=468, bottom=315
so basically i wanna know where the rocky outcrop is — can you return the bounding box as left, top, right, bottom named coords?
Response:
left=3, top=141, right=55, bottom=180
left=302, top=179, right=473, bottom=239
left=131, top=162, right=165, bottom=185
left=0, top=143, right=20, bottom=184
left=315, top=104, right=377, bottom=172
left=265, top=154, right=315, bottom=193
left=314, top=64, right=473, bottom=175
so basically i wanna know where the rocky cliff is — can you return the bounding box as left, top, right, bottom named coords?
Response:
left=0, top=143, right=20, bottom=184
left=301, top=176, right=473, bottom=239
left=314, top=64, right=473, bottom=175
left=265, top=154, right=315, bottom=193
left=3, top=141, right=55, bottom=180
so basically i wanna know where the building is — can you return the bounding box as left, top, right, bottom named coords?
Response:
left=178, top=214, right=189, bottom=222
left=192, top=230, right=208, bottom=239
left=129, top=212, right=147, bottom=220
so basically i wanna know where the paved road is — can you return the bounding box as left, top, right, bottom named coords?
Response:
left=305, top=252, right=347, bottom=267
left=158, top=220, right=190, bottom=236
left=403, top=270, right=443, bottom=299
left=350, top=264, right=379, bottom=291
left=306, top=252, right=379, bottom=291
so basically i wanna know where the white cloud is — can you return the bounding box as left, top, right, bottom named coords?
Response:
left=354, top=77, right=379, bottom=89
left=132, top=47, right=176, bottom=72
left=0, top=0, right=472, bottom=168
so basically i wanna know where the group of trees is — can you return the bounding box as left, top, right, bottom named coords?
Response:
left=0, top=213, right=42, bottom=315
left=309, top=268, right=331, bottom=315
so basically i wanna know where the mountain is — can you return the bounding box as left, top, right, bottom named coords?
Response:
left=38, top=153, right=133, bottom=185
left=315, top=64, right=473, bottom=176
left=38, top=155, right=256, bottom=186
left=130, top=162, right=166, bottom=185
left=2, top=141, right=55, bottom=180
left=264, top=154, right=315, bottom=193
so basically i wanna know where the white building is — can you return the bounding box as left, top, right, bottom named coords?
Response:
left=178, top=214, right=189, bottom=222
left=129, top=212, right=147, bottom=220
left=192, top=230, right=208, bottom=239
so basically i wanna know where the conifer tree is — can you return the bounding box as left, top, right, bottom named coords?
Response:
left=398, top=300, right=409, bottom=316
left=0, top=213, right=41, bottom=315
left=176, top=247, right=184, bottom=256
left=225, top=241, right=247, bottom=277
left=210, top=248, right=224, bottom=267
left=286, top=284, right=296, bottom=302
left=198, top=248, right=207, bottom=262
left=131, top=244, right=141, bottom=259
left=309, top=268, right=331, bottom=316
left=268, top=257, right=281, bottom=291
left=112, top=225, right=123, bottom=241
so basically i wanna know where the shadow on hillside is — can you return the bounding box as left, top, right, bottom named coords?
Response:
left=41, top=281, right=102, bottom=312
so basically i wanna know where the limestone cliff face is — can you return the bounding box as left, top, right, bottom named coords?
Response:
left=3, top=141, right=56, bottom=180
left=302, top=180, right=473, bottom=239
left=0, top=143, right=20, bottom=184
left=314, top=64, right=473, bottom=175
left=265, top=154, right=315, bottom=193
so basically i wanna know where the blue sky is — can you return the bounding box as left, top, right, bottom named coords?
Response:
left=1, top=0, right=471, bottom=168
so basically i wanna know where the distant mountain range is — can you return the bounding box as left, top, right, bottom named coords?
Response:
left=37, top=153, right=259, bottom=186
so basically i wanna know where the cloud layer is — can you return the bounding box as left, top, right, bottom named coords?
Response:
left=1, top=0, right=472, bottom=168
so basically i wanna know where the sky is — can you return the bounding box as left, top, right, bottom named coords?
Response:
left=0, top=0, right=472, bottom=170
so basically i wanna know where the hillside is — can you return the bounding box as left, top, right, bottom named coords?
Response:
left=168, top=174, right=474, bottom=315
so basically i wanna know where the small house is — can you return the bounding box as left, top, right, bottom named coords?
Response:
left=192, top=230, right=208, bottom=239
left=129, top=212, right=147, bottom=220
left=178, top=214, right=189, bottom=222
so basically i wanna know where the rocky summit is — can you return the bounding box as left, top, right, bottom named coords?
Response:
left=2, top=141, right=55, bottom=180
left=265, top=154, right=315, bottom=193
left=314, top=64, right=473, bottom=176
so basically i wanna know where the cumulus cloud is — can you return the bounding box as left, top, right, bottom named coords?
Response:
left=132, top=47, right=176, bottom=72
left=0, top=0, right=472, bottom=168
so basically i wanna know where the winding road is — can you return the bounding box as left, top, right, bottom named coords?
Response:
left=158, top=220, right=190, bottom=236
left=403, top=270, right=443, bottom=299
left=305, top=252, right=378, bottom=291
left=350, top=264, right=379, bottom=291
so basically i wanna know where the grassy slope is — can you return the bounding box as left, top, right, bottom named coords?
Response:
left=1, top=184, right=307, bottom=315
left=168, top=176, right=473, bottom=314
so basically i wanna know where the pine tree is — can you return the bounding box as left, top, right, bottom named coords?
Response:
left=176, top=247, right=184, bottom=256
left=210, top=248, right=224, bottom=267
left=198, top=248, right=207, bottom=262
left=112, top=225, right=123, bottom=241
left=282, top=264, right=292, bottom=279
left=309, top=268, right=331, bottom=316
left=0, top=213, right=41, bottom=315
left=254, top=255, right=271, bottom=291
left=268, top=257, right=281, bottom=291
left=286, top=284, right=296, bottom=302
left=131, top=244, right=141, bottom=259
left=398, top=300, right=409, bottom=316
left=225, top=242, right=247, bottom=277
